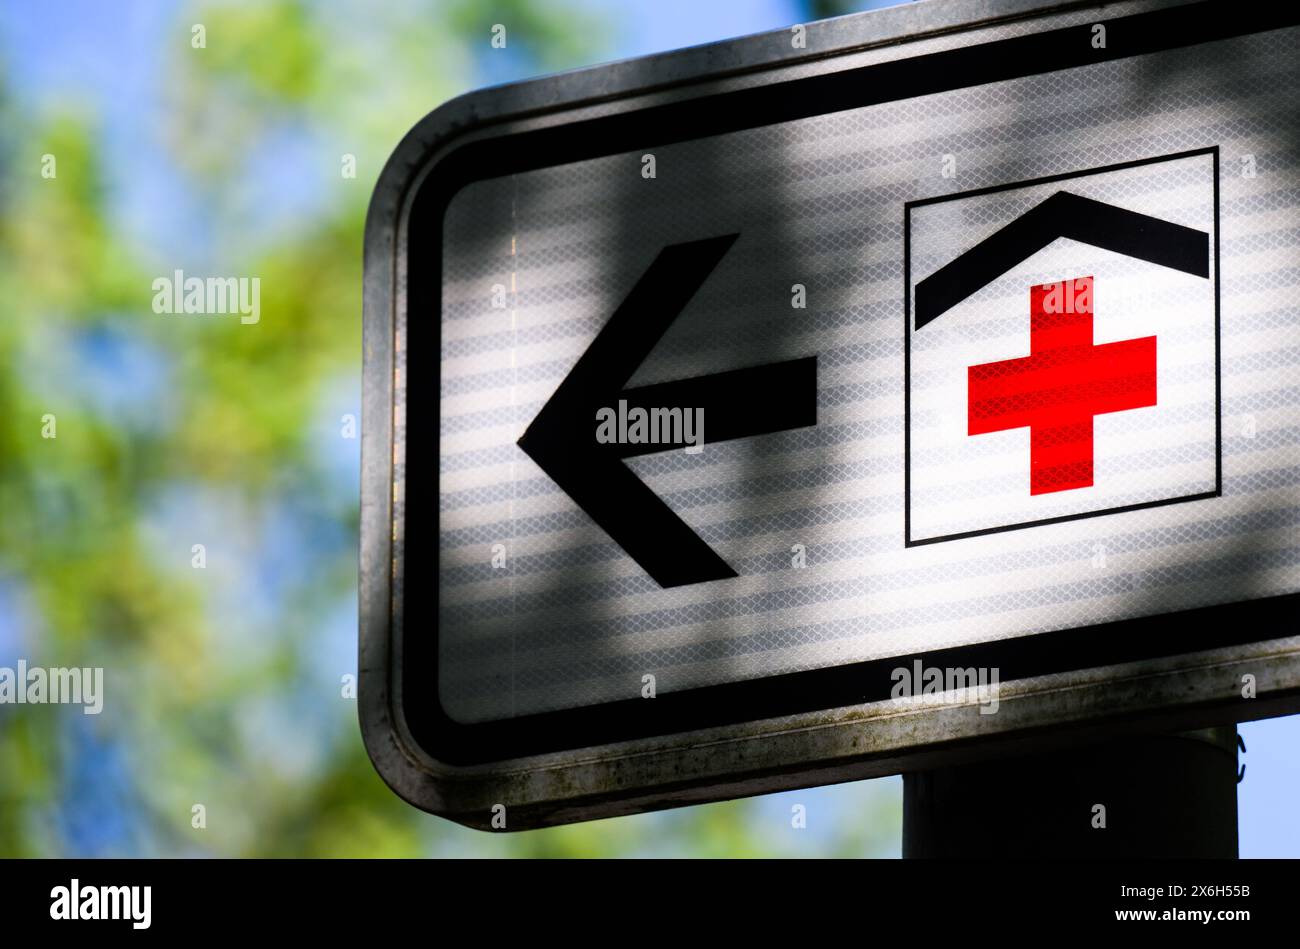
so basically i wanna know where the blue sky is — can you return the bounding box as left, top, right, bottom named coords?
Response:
left=0, top=0, right=1294, bottom=858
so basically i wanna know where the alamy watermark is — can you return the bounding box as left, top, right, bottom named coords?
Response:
left=890, top=660, right=1000, bottom=714
left=0, top=660, right=103, bottom=714
left=595, top=401, right=704, bottom=453
left=50, top=879, right=150, bottom=930
left=152, top=269, right=260, bottom=324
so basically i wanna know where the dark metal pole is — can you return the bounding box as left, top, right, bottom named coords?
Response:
left=903, top=727, right=1239, bottom=858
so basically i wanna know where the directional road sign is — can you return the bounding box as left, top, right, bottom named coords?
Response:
left=361, top=0, right=1300, bottom=828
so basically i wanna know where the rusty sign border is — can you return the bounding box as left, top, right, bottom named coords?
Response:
left=361, top=0, right=1300, bottom=829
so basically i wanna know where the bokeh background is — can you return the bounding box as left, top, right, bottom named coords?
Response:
left=0, top=0, right=1294, bottom=858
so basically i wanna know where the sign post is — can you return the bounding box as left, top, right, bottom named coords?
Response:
left=903, top=727, right=1241, bottom=857
left=361, top=0, right=1300, bottom=831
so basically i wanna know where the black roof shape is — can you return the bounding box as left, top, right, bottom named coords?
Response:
left=914, top=191, right=1210, bottom=330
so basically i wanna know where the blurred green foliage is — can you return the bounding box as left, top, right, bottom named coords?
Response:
left=0, top=0, right=900, bottom=858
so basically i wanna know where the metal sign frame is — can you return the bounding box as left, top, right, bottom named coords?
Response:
left=361, top=0, right=1300, bottom=829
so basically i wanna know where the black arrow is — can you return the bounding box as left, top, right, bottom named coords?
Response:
left=517, top=233, right=817, bottom=588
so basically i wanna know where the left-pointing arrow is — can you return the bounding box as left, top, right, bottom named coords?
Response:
left=517, top=233, right=818, bottom=588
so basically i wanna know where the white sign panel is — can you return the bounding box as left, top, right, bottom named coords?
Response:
left=361, top=0, right=1300, bottom=827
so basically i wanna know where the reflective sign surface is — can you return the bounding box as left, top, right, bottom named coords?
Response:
left=361, top=0, right=1300, bottom=826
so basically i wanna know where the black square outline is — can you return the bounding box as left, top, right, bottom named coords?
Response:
left=903, top=147, right=1223, bottom=548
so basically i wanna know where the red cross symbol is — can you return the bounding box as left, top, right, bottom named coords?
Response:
left=967, top=276, right=1157, bottom=495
